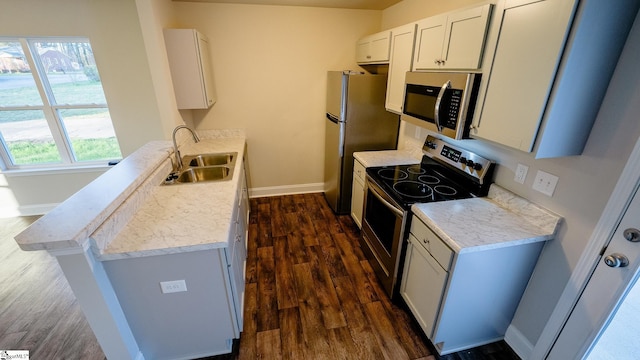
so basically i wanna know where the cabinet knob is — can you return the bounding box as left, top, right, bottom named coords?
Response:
left=604, top=253, right=629, bottom=268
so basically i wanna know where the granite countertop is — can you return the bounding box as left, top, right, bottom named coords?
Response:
left=353, top=150, right=421, bottom=168
left=15, top=129, right=246, bottom=261
left=412, top=184, right=562, bottom=254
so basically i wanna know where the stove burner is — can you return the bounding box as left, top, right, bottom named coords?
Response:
left=418, top=175, right=440, bottom=185
left=377, top=168, right=408, bottom=181
left=406, top=165, right=426, bottom=175
left=393, top=181, right=434, bottom=199
left=434, top=185, right=457, bottom=196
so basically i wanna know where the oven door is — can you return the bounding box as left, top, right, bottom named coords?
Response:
left=361, top=174, right=408, bottom=297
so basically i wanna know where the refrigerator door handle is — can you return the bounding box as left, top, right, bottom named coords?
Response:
left=326, top=112, right=340, bottom=124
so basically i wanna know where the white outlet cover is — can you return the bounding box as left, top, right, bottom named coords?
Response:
left=160, top=280, right=187, bottom=294
left=532, top=170, right=559, bottom=196
left=514, top=164, right=528, bottom=184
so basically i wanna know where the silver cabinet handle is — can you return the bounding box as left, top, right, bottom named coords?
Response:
left=434, top=80, right=451, bottom=133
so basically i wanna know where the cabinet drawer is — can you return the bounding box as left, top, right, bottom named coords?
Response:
left=353, top=159, right=365, bottom=181
left=410, top=218, right=453, bottom=270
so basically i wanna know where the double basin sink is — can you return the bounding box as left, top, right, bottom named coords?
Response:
left=163, top=152, right=237, bottom=185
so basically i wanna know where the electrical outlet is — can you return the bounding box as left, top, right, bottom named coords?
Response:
left=160, top=280, right=187, bottom=294
left=532, top=170, right=559, bottom=196
left=414, top=126, right=421, bottom=139
left=514, top=164, right=528, bottom=184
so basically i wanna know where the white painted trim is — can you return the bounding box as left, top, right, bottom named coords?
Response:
left=1, top=164, right=110, bottom=177
left=248, top=183, right=324, bottom=198
left=0, top=203, right=58, bottom=218
left=531, top=135, right=640, bottom=359
left=505, top=324, right=534, bottom=359
left=18, top=203, right=58, bottom=216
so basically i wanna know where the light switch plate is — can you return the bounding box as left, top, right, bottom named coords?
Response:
left=532, top=170, right=559, bottom=196
left=514, top=164, right=528, bottom=184
left=160, top=280, right=187, bottom=293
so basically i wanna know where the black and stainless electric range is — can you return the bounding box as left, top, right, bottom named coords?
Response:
left=360, top=135, right=495, bottom=298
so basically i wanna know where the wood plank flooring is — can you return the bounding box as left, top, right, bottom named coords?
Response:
left=0, top=216, right=105, bottom=359
left=237, top=193, right=522, bottom=360
left=1, top=193, right=520, bottom=360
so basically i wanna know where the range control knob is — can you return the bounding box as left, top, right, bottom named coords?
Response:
left=424, top=141, right=437, bottom=149
left=459, top=157, right=467, bottom=165
left=466, top=159, right=475, bottom=167
left=473, top=163, right=483, bottom=171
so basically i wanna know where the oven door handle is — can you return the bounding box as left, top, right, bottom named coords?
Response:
left=434, top=80, right=450, bottom=133
left=369, top=185, right=404, bottom=217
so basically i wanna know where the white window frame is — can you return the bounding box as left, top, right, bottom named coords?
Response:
left=0, top=36, right=121, bottom=172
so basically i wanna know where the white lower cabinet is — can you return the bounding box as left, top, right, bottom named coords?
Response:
left=102, top=166, right=249, bottom=359
left=401, top=216, right=545, bottom=355
left=350, top=159, right=366, bottom=228
left=401, top=234, right=449, bottom=338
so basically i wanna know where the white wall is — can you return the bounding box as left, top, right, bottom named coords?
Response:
left=380, top=0, right=640, bottom=350
left=0, top=0, right=165, bottom=215
left=169, top=3, right=382, bottom=191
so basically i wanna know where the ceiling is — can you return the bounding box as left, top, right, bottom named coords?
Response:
left=172, top=0, right=403, bottom=11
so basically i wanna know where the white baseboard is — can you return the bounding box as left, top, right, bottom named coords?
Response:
left=249, top=183, right=324, bottom=198
left=505, top=324, right=534, bottom=360
left=0, top=203, right=58, bottom=218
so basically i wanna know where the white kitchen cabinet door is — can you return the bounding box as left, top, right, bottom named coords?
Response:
left=356, top=31, right=391, bottom=64
left=401, top=234, right=449, bottom=339
left=440, top=5, right=492, bottom=69
left=472, top=0, right=639, bottom=158
left=164, top=29, right=217, bottom=109
left=385, top=23, right=417, bottom=114
left=412, top=15, right=446, bottom=70
left=350, top=159, right=366, bottom=228
left=472, top=0, right=575, bottom=152
left=413, top=4, right=492, bottom=71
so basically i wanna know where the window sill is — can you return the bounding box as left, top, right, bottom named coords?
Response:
left=1, top=164, right=114, bottom=177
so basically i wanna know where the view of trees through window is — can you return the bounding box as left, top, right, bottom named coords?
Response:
left=0, top=38, right=122, bottom=168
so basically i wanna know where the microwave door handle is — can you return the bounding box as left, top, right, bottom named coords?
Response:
left=434, top=80, right=451, bottom=132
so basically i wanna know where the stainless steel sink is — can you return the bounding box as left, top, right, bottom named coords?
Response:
left=175, top=166, right=231, bottom=183
left=162, top=152, right=237, bottom=185
left=182, top=152, right=236, bottom=167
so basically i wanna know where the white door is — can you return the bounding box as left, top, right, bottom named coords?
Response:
left=548, top=185, right=640, bottom=359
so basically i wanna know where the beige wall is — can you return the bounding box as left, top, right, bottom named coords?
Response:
left=0, top=0, right=165, bottom=214
left=170, top=3, right=382, bottom=191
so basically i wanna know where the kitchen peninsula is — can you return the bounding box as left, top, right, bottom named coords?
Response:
left=14, top=129, right=248, bottom=360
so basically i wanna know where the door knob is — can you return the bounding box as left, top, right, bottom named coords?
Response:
left=623, top=228, right=640, bottom=242
left=604, top=253, right=629, bottom=268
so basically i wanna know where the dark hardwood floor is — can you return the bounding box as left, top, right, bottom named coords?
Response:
left=1, top=193, right=520, bottom=360
left=236, top=193, right=521, bottom=360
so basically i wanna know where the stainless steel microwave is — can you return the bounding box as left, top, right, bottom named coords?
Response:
left=401, top=71, right=481, bottom=140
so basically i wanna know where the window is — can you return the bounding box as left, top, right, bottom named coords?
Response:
left=0, top=38, right=122, bottom=170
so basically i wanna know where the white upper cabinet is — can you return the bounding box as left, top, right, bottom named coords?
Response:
left=413, top=4, right=492, bottom=70
left=356, top=31, right=391, bottom=64
left=472, top=0, right=639, bottom=158
left=164, top=29, right=217, bottom=110
left=385, top=23, right=417, bottom=114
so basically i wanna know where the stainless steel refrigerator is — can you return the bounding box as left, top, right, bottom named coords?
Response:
left=324, top=71, right=400, bottom=214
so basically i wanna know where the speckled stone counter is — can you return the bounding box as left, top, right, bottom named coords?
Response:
left=353, top=149, right=421, bottom=168
left=15, top=129, right=246, bottom=260
left=412, top=184, right=562, bottom=253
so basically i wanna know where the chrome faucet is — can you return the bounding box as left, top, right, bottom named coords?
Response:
left=172, top=125, right=200, bottom=171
